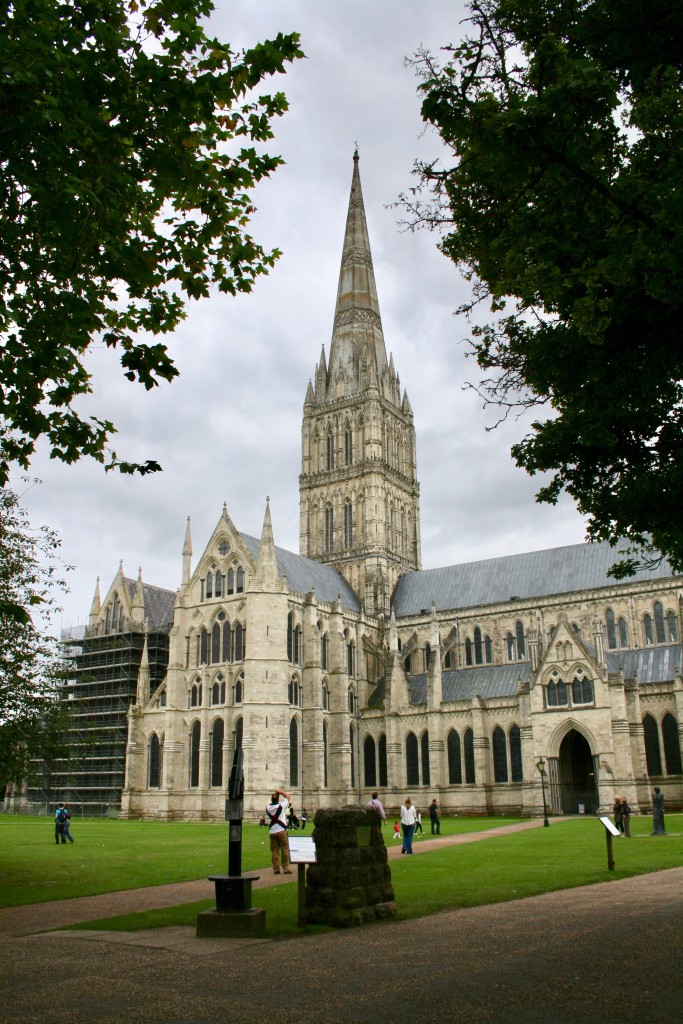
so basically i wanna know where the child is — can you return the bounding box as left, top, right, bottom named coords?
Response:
left=392, top=820, right=401, bottom=839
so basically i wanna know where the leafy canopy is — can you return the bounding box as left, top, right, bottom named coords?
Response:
left=405, top=0, right=683, bottom=575
left=0, top=485, right=70, bottom=788
left=0, top=0, right=303, bottom=483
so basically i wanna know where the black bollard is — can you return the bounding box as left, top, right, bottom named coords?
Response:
left=227, top=747, right=244, bottom=877
left=197, top=748, right=265, bottom=937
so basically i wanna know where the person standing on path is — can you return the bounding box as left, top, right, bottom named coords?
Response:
left=620, top=797, right=632, bottom=837
left=367, top=791, right=386, bottom=825
left=429, top=799, right=441, bottom=835
left=400, top=797, right=416, bottom=854
left=266, top=788, right=293, bottom=874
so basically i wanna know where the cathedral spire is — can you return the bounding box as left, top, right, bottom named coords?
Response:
left=328, top=151, right=387, bottom=383
left=254, top=496, right=279, bottom=589
left=88, top=577, right=101, bottom=628
left=182, top=516, right=192, bottom=588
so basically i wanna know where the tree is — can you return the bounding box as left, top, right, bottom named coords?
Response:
left=0, top=485, right=70, bottom=790
left=0, top=1, right=303, bottom=484
left=404, top=0, right=683, bottom=575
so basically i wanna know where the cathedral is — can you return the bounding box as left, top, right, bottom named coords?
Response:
left=47, top=155, right=683, bottom=820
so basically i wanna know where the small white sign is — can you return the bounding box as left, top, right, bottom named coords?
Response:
left=599, top=816, right=621, bottom=837
left=288, top=836, right=317, bottom=863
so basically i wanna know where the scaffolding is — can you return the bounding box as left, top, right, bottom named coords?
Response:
left=26, top=626, right=170, bottom=816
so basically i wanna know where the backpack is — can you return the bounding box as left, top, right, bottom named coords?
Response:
left=57, top=808, right=67, bottom=824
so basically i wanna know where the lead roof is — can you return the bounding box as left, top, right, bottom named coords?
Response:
left=392, top=540, right=676, bottom=617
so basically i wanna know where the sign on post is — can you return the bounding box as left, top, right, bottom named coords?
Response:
left=599, top=815, right=620, bottom=871
left=288, top=836, right=317, bottom=927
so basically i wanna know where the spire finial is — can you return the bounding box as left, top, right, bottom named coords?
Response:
left=353, top=141, right=359, bottom=161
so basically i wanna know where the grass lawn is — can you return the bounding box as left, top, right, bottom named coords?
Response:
left=67, top=814, right=683, bottom=937
left=0, top=813, right=523, bottom=908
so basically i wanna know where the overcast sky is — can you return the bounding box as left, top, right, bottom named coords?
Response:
left=18, top=0, right=589, bottom=630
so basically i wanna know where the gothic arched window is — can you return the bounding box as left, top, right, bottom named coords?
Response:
left=643, top=613, right=654, bottom=645
left=406, top=732, right=419, bottom=786
left=643, top=714, right=662, bottom=775
left=210, top=718, right=224, bottom=788
left=325, top=505, right=334, bottom=552
left=344, top=499, right=353, bottom=548
left=654, top=602, right=666, bottom=644
left=234, top=622, right=244, bottom=661
left=492, top=726, right=508, bottom=782
left=618, top=616, right=629, bottom=647
left=447, top=729, right=462, bottom=785
left=378, top=734, right=388, bottom=787
left=289, top=717, right=299, bottom=787
left=666, top=611, right=679, bottom=642
left=323, top=720, right=329, bottom=787
left=189, top=721, right=201, bottom=788
left=515, top=620, right=526, bottom=659
left=605, top=609, right=617, bottom=649
left=662, top=713, right=683, bottom=775
left=211, top=622, right=220, bottom=664
left=464, top=728, right=476, bottom=784
left=364, top=735, right=377, bottom=788
left=421, top=731, right=430, bottom=786
left=510, top=725, right=523, bottom=782
left=222, top=621, right=232, bottom=662
left=148, top=733, right=161, bottom=788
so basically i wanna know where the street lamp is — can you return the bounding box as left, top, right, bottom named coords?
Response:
left=536, top=757, right=550, bottom=827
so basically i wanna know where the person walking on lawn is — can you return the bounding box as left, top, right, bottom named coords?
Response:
left=266, top=788, right=293, bottom=875
left=429, top=799, right=441, bottom=835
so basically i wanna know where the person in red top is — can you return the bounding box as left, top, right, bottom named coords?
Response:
left=266, top=788, right=293, bottom=874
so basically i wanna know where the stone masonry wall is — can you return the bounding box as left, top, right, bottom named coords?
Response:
left=305, top=806, right=396, bottom=927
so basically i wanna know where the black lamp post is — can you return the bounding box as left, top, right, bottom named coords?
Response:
left=536, top=757, right=550, bottom=827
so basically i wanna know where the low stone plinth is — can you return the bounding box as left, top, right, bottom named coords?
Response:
left=196, top=907, right=266, bottom=938
left=305, top=806, right=396, bottom=927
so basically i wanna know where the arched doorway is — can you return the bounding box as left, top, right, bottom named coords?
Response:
left=550, top=730, right=598, bottom=814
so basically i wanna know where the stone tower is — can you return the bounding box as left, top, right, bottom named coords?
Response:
left=299, top=152, right=421, bottom=614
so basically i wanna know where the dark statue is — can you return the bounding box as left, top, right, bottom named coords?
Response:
left=651, top=787, right=666, bottom=835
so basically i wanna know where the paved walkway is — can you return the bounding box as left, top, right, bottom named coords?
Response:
left=2, top=821, right=682, bottom=1023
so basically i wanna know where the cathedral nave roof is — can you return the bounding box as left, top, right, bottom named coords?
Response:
left=392, top=540, right=676, bottom=617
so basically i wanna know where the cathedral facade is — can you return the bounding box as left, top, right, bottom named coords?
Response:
left=85, top=155, right=683, bottom=820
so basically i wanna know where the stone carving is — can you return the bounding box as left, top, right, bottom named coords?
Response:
left=334, top=308, right=383, bottom=330
left=343, top=248, right=374, bottom=269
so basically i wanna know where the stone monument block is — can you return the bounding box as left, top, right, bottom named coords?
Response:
left=305, top=806, right=396, bottom=927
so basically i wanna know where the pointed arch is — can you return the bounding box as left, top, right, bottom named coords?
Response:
left=447, top=729, right=462, bottom=785
left=148, top=733, right=161, bottom=788
left=405, top=732, right=419, bottom=786
left=189, top=720, right=201, bottom=788
left=378, top=733, right=388, bottom=787
left=289, top=717, right=299, bottom=787
left=364, top=735, right=377, bottom=788
left=210, top=718, right=224, bottom=788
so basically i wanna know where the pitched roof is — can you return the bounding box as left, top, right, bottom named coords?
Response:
left=240, top=534, right=361, bottom=612
left=605, top=644, right=682, bottom=683
left=408, top=666, right=530, bottom=704
left=123, top=578, right=176, bottom=632
left=392, top=541, right=676, bottom=617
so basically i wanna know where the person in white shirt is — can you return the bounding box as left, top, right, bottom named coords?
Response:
left=266, top=788, right=293, bottom=874
left=400, top=796, right=416, bottom=854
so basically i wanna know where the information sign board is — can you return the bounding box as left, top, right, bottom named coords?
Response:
left=288, top=836, right=317, bottom=864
